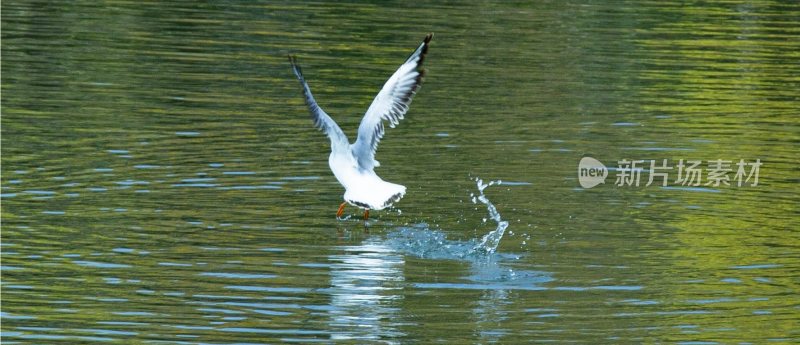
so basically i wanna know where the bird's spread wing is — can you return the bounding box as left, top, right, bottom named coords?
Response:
left=351, top=33, right=432, bottom=170
left=289, top=55, right=350, bottom=152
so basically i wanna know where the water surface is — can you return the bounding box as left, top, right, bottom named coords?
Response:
left=3, top=1, right=799, bottom=343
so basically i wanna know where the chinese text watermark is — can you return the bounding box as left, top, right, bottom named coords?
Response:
left=578, top=157, right=761, bottom=189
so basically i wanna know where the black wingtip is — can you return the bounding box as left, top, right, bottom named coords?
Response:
left=414, top=33, right=433, bottom=65
left=416, top=33, right=433, bottom=75
left=288, top=54, right=304, bottom=80
left=424, top=33, right=433, bottom=44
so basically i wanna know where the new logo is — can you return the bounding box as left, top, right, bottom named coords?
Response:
left=578, top=157, right=608, bottom=189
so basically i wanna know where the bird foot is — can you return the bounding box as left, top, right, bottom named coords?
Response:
left=336, top=202, right=346, bottom=219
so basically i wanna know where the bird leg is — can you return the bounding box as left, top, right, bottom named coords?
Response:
left=363, top=209, right=370, bottom=220
left=336, top=202, right=346, bottom=218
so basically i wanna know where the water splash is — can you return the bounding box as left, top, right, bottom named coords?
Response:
left=382, top=177, right=551, bottom=288
left=471, top=178, right=509, bottom=255
left=387, top=177, right=509, bottom=259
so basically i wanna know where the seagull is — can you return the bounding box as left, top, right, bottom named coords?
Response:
left=289, top=33, right=432, bottom=220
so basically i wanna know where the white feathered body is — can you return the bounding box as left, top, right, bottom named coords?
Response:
left=329, top=152, right=406, bottom=211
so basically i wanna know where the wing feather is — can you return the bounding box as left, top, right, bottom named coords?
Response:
left=351, top=33, right=433, bottom=170
left=289, top=55, right=349, bottom=152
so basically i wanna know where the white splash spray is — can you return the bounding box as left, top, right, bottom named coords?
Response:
left=471, top=178, right=509, bottom=254
left=384, top=178, right=551, bottom=288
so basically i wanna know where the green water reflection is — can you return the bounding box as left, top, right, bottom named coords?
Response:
left=3, top=1, right=798, bottom=343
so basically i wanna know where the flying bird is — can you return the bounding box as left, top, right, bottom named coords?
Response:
left=289, top=33, right=433, bottom=220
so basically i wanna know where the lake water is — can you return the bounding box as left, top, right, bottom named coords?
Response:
left=2, top=1, right=799, bottom=343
